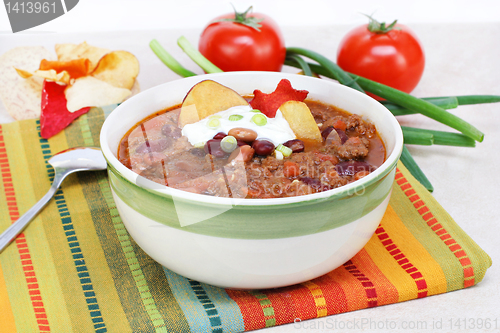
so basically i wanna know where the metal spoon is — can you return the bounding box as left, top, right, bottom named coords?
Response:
left=0, top=147, right=107, bottom=254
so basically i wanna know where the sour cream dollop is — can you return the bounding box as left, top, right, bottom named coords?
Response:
left=181, top=105, right=296, bottom=146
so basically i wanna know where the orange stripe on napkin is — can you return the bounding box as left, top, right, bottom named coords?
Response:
left=395, top=169, right=475, bottom=288
left=375, top=224, right=429, bottom=298
left=0, top=126, right=51, bottom=332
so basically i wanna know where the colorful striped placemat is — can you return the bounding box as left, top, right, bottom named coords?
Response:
left=0, top=107, right=491, bottom=332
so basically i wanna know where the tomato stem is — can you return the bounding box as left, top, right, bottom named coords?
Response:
left=363, top=14, right=399, bottom=34
left=213, top=5, right=264, bottom=31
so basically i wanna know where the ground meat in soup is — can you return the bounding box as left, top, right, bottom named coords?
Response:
left=118, top=100, right=386, bottom=199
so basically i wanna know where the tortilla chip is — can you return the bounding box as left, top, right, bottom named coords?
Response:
left=14, top=67, right=33, bottom=79
left=91, top=51, right=139, bottom=89
left=178, top=104, right=200, bottom=127
left=179, top=80, right=249, bottom=128
left=15, top=67, right=71, bottom=85
left=0, top=46, right=55, bottom=120
left=40, top=58, right=90, bottom=79
left=37, top=69, right=71, bottom=84
left=65, top=76, right=131, bottom=112
left=249, top=79, right=309, bottom=118
left=54, top=43, right=77, bottom=59
left=279, top=100, right=322, bottom=144
left=55, top=42, right=110, bottom=72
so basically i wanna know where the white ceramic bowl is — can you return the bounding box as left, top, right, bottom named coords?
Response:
left=100, top=72, right=403, bottom=289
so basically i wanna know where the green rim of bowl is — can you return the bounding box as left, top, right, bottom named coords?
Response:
left=108, top=160, right=396, bottom=239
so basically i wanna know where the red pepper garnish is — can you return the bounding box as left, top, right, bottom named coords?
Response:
left=40, top=80, right=90, bottom=139
left=249, top=79, right=309, bottom=117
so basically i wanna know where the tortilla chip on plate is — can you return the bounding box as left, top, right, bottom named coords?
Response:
left=91, top=51, right=140, bottom=89
left=55, top=41, right=110, bottom=72
left=15, top=68, right=71, bottom=85
left=65, top=76, right=131, bottom=112
left=0, top=46, right=55, bottom=120
left=40, top=58, right=90, bottom=79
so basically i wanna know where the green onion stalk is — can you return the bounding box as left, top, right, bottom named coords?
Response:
left=149, top=39, right=197, bottom=77
left=381, top=97, right=459, bottom=116
left=150, top=37, right=498, bottom=191
left=402, top=126, right=476, bottom=147
left=284, top=52, right=484, bottom=142
left=177, top=36, right=224, bottom=74
left=400, top=146, right=434, bottom=192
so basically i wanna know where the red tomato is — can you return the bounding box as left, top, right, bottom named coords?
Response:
left=337, top=19, right=425, bottom=99
left=198, top=7, right=286, bottom=72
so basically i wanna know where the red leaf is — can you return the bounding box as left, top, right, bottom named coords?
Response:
left=40, top=80, right=90, bottom=139
left=249, top=79, right=309, bottom=117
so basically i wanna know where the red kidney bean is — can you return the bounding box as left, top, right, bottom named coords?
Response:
left=335, top=128, right=349, bottom=144
left=142, top=152, right=166, bottom=166
left=190, top=148, right=206, bottom=157
left=135, top=138, right=171, bottom=154
left=212, top=149, right=227, bottom=158
left=161, top=124, right=182, bottom=139
left=204, top=139, right=227, bottom=158
left=325, top=128, right=342, bottom=146
left=204, top=139, right=220, bottom=154
left=135, top=142, right=150, bottom=154
left=152, top=138, right=171, bottom=151
left=283, top=139, right=305, bottom=153
left=237, top=139, right=249, bottom=147
left=252, top=139, right=275, bottom=156
left=335, top=161, right=375, bottom=177
left=321, top=126, right=334, bottom=141
left=300, top=177, right=331, bottom=191
left=213, top=132, right=227, bottom=140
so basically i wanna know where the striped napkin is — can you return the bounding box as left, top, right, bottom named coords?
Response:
left=0, top=107, right=491, bottom=332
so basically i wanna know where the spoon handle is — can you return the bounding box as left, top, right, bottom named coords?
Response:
left=0, top=175, right=66, bottom=254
